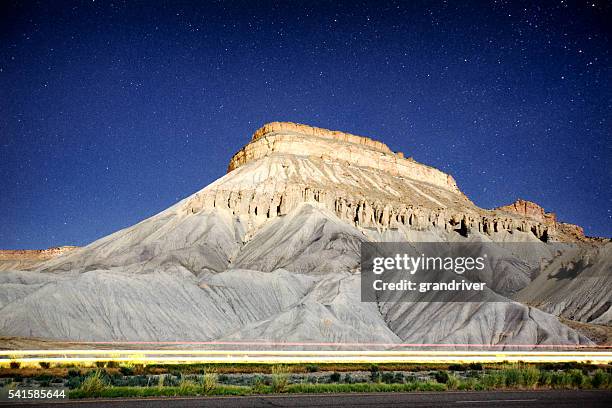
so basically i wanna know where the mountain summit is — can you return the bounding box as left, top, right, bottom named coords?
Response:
left=0, top=122, right=608, bottom=346
left=190, top=122, right=584, bottom=242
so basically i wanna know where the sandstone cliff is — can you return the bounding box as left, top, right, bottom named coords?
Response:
left=496, top=199, right=558, bottom=224
left=0, top=246, right=78, bottom=271
left=188, top=122, right=583, bottom=243
left=0, top=246, right=78, bottom=261
left=228, top=121, right=459, bottom=191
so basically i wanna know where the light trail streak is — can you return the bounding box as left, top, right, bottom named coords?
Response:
left=4, top=350, right=612, bottom=356
left=76, top=340, right=612, bottom=349
left=2, top=350, right=611, bottom=364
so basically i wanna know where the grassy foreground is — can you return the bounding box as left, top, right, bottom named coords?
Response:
left=63, top=365, right=612, bottom=399
left=3, top=362, right=611, bottom=399
left=68, top=382, right=447, bottom=398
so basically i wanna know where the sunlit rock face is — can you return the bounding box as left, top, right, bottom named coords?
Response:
left=0, top=122, right=607, bottom=346
left=0, top=246, right=78, bottom=271
left=187, top=122, right=583, bottom=243
left=228, top=121, right=458, bottom=191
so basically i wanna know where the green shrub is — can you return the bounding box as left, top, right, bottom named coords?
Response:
left=370, top=365, right=381, bottom=383
left=591, top=369, right=609, bottom=389
left=568, top=369, right=587, bottom=388
left=329, top=372, right=341, bottom=382
left=35, top=373, right=52, bottom=381
left=157, top=374, right=165, bottom=388
left=9, top=361, right=20, bottom=369
left=504, top=368, right=522, bottom=388
left=79, top=370, right=107, bottom=397
left=468, top=363, right=483, bottom=371
left=448, top=364, right=463, bottom=371
left=551, top=371, right=573, bottom=389
left=522, top=366, right=540, bottom=388
left=67, top=375, right=83, bottom=389
left=125, top=375, right=148, bottom=387
left=381, top=372, right=395, bottom=384
left=305, top=364, right=319, bottom=373
left=539, top=371, right=552, bottom=387
left=343, top=373, right=353, bottom=383
left=434, top=370, right=449, bottom=384
left=446, top=373, right=460, bottom=390
left=177, top=378, right=198, bottom=394
left=458, top=377, right=478, bottom=390
left=252, top=376, right=268, bottom=393
left=482, top=371, right=505, bottom=389
left=119, top=365, right=134, bottom=376
left=39, top=361, right=51, bottom=369
left=466, top=370, right=480, bottom=378
left=67, top=368, right=80, bottom=378
left=202, top=369, right=218, bottom=393
left=271, top=365, right=289, bottom=393
left=394, top=372, right=405, bottom=384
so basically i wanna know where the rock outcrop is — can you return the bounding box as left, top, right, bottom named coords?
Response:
left=0, top=246, right=78, bottom=261
left=496, top=199, right=557, bottom=224
left=228, top=121, right=459, bottom=191
left=0, top=246, right=79, bottom=271
left=188, top=122, right=583, bottom=243
left=495, top=199, right=589, bottom=241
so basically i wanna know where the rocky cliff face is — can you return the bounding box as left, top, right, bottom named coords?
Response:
left=496, top=199, right=557, bottom=224
left=495, top=199, right=590, bottom=241
left=0, top=246, right=79, bottom=271
left=0, top=246, right=78, bottom=261
left=187, top=122, right=583, bottom=243
left=228, top=121, right=459, bottom=191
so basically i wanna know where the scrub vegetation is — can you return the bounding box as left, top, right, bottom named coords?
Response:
left=2, top=362, right=611, bottom=399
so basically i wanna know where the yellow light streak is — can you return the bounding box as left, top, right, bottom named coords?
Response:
left=1, top=350, right=611, bottom=364
left=3, top=349, right=612, bottom=356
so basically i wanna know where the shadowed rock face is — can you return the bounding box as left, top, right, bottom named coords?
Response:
left=0, top=122, right=608, bottom=346
left=515, top=243, right=612, bottom=325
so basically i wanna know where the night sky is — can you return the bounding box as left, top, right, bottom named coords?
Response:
left=1, top=1, right=610, bottom=249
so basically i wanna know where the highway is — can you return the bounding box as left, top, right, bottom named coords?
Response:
left=2, top=391, right=611, bottom=407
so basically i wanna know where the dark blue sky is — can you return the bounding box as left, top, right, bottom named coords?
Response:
left=1, top=0, right=610, bottom=249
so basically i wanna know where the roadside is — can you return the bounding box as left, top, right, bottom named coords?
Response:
left=1, top=362, right=611, bottom=400
left=2, top=390, right=612, bottom=408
